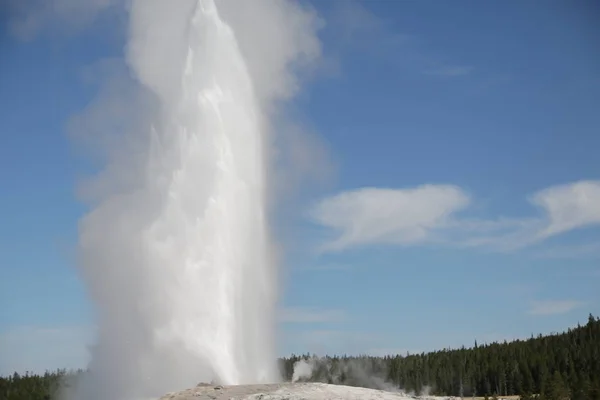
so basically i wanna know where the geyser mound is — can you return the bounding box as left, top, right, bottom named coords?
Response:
left=158, top=382, right=454, bottom=400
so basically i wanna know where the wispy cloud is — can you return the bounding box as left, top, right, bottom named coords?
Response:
left=528, top=300, right=586, bottom=316
left=309, top=184, right=469, bottom=251
left=6, top=0, right=120, bottom=41
left=533, top=242, right=600, bottom=259
left=325, top=1, right=474, bottom=82
left=424, top=65, right=474, bottom=77
left=279, top=307, right=347, bottom=324
left=530, top=181, right=600, bottom=239
left=329, top=0, right=383, bottom=40
left=327, top=0, right=411, bottom=47
left=310, top=180, right=600, bottom=253
left=323, top=0, right=414, bottom=69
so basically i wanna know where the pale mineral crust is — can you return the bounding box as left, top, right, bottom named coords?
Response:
left=159, top=382, right=457, bottom=400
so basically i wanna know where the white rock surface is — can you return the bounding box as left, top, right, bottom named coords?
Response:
left=159, top=382, right=456, bottom=400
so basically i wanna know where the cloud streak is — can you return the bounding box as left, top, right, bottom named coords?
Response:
left=309, top=185, right=469, bottom=251
left=530, top=180, right=600, bottom=239
left=6, top=0, right=121, bottom=40
left=532, top=242, right=600, bottom=259
left=528, top=300, right=585, bottom=316
left=310, top=180, right=600, bottom=253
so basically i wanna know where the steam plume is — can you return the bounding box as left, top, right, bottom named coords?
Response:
left=67, top=1, right=322, bottom=399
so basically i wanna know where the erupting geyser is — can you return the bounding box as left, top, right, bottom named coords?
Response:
left=71, top=0, right=320, bottom=399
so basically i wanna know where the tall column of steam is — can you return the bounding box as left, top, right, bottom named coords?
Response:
left=72, top=1, right=320, bottom=399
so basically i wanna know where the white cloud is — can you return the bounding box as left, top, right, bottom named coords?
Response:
left=0, top=325, right=95, bottom=375
left=468, top=180, right=600, bottom=251
left=310, top=180, right=600, bottom=253
left=528, top=300, right=585, bottom=316
left=279, top=307, right=347, bottom=323
left=530, top=180, right=600, bottom=239
left=310, top=185, right=470, bottom=251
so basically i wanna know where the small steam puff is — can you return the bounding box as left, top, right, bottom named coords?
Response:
left=291, top=359, right=315, bottom=383
left=290, top=356, right=401, bottom=393
left=289, top=356, right=439, bottom=398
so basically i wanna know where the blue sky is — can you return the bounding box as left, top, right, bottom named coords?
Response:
left=1, top=0, right=600, bottom=375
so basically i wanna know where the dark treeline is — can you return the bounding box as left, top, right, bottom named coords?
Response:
left=2, top=315, right=599, bottom=400
left=0, top=369, right=81, bottom=400
left=280, top=314, right=600, bottom=400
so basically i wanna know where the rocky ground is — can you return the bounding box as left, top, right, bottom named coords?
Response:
left=159, top=382, right=458, bottom=400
